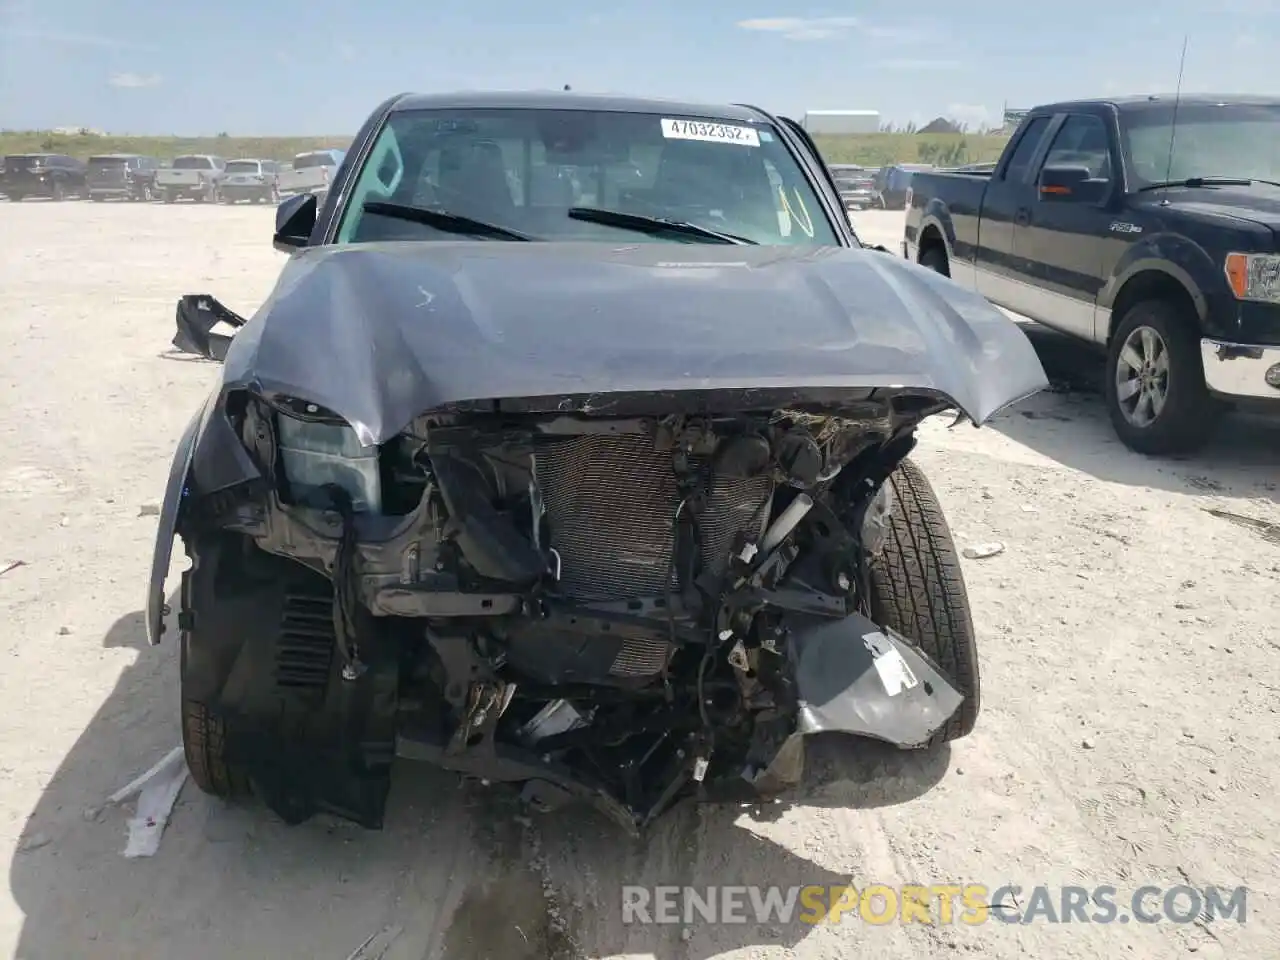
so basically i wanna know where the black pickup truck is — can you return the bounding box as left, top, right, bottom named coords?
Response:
left=903, top=94, right=1280, bottom=455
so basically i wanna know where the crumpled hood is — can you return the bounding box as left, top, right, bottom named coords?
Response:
left=221, top=241, right=1048, bottom=444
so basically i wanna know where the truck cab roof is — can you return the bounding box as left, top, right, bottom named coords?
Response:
left=1028, top=94, right=1280, bottom=116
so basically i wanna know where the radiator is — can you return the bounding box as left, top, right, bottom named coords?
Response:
left=533, top=433, right=773, bottom=603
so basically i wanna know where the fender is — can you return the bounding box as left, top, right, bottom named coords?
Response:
left=914, top=204, right=956, bottom=263
left=145, top=396, right=212, bottom=645
left=1097, top=232, right=1221, bottom=334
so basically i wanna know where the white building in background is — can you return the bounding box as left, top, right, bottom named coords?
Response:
left=801, top=110, right=881, bottom=134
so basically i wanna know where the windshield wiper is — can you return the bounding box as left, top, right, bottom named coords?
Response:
left=1135, top=176, right=1266, bottom=193
left=362, top=200, right=535, bottom=241
left=567, top=207, right=757, bottom=244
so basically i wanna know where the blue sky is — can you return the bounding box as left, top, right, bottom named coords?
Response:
left=1, top=0, right=1276, bottom=136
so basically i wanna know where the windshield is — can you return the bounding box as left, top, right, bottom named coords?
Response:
left=225, top=161, right=261, bottom=174
left=336, top=107, right=841, bottom=246
left=294, top=151, right=337, bottom=168
left=5, top=155, right=44, bottom=166
left=89, top=157, right=129, bottom=172
left=172, top=156, right=213, bottom=170
left=1122, top=102, right=1280, bottom=187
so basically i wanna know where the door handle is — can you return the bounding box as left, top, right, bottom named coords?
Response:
left=1014, top=207, right=1031, bottom=226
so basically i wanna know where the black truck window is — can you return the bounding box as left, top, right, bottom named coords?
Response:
left=1002, top=116, right=1051, bottom=183
left=1042, top=115, right=1111, bottom=180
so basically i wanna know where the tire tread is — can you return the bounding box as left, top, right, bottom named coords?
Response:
left=868, top=458, right=980, bottom=744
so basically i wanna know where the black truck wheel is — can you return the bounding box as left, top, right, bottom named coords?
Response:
left=919, top=245, right=950, bottom=277
left=1104, top=299, right=1222, bottom=455
left=867, top=458, right=980, bottom=745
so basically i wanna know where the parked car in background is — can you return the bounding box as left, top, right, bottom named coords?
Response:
left=873, top=163, right=934, bottom=210
left=829, top=163, right=877, bottom=210
left=903, top=94, right=1280, bottom=455
left=86, top=154, right=160, bottom=201
left=276, top=148, right=345, bottom=198
left=155, top=155, right=226, bottom=203
left=220, top=158, right=282, bottom=204
left=1, top=153, right=86, bottom=201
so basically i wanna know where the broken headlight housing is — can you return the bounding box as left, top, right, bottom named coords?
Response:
left=273, top=397, right=382, bottom=513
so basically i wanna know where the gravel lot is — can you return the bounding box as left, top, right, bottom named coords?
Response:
left=2, top=202, right=1278, bottom=960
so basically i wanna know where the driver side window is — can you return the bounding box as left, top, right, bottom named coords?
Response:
left=1042, top=114, right=1112, bottom=182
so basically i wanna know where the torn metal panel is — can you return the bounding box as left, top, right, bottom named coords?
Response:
left=787, top=612, right=964, bottom=749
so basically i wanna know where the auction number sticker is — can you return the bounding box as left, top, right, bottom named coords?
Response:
left=661, top=118, right=761, bottom=147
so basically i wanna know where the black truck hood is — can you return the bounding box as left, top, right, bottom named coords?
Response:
left=219, top=241, right=1048, bottom=444
left=1157, top=186, right=1280, bottom=232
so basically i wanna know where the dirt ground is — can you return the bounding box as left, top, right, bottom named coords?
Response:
left=1, top=202, right=1278, bottom=960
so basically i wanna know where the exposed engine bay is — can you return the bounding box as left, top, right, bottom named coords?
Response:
left=179, top=388, right=966, bottom=833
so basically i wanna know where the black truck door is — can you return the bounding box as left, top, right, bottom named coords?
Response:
left=1012, top=111, right=1118, bottom=343
left=973, top=115, right=1054, bottom=312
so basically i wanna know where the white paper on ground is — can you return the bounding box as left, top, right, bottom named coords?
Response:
left=108, top=745, right=188, bottom=858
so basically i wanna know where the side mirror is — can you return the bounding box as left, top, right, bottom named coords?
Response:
left=273, top=192, right=318, bottom=253
left=1039, top=165, right=1108, bottom=203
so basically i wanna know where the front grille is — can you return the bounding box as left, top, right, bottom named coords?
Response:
left=534, top=433, right=774, bottom=602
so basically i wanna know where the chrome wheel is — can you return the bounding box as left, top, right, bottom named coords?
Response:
left=1114, top=324, right=1169, bottom=428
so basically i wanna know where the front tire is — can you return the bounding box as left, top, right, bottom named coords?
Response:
left=179, top=549, right=251, bottom=800
left=181, top=686, right=250, bottom=800
left=1103, top=299, right=1222, bottom=455
left=867, top=458, right=980, bottom=745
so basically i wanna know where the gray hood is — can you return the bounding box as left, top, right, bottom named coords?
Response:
left=220, top=241, right=1048, bottom=444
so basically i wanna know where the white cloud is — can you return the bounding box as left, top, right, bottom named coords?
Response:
left=736, top=16, right=860, bottom=41
left=0, top=25, right=153, bottom=49
left=878, top=58, right=961, bottom=70
left=946, top=103, right=997, bottom=129
left=108, top=72, right=161, bottom=89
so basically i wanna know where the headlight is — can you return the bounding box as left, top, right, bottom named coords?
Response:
left=274, top=399, right=381, bottom=513
left=1224, top=252, right=1280, bottom=304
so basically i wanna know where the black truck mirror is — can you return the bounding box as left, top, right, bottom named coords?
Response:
left=1039, top=165, right=1107, bottom=203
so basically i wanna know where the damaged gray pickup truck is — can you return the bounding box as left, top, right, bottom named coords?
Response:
left=151, top=91, right=1049, bottom=834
